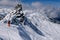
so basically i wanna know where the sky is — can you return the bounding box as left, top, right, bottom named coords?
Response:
left=0, top=0, right=60, bottom=8
left=21, top=0, right=60, bottom=8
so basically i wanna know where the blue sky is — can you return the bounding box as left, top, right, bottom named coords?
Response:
left=21, top=0, right=60, bottom=3
left=21, top=0, right=60, bottom=8
left=0, top=0, right=60, bottom=8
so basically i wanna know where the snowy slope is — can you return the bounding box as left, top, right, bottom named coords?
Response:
left=0, top=8, right=60, bottom=40
left=23, top=11, right=60, bottom=40
left=26, top=12, right=60, bottom=40
left=0, top=23, right=23, bottom=40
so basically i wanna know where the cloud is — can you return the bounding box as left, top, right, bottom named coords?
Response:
left=0, top=0, right=20, bottom=8
left=0, top=0, right=42, bottom=9
left=31, top=2, right=42, bottom=8
left=22, top=2, right=43, bottom=10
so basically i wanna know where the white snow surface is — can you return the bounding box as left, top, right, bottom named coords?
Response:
left=0, top=23, right=23, bottom=40
left=0, top=8, right=60, bottom=40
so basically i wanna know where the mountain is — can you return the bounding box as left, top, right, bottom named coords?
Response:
left=0, top=7, right=60, bottom=40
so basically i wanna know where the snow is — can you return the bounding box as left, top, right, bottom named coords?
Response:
left=0, top=23, right=23, bottom=40
left=0, top=8, right=60, bottom=40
